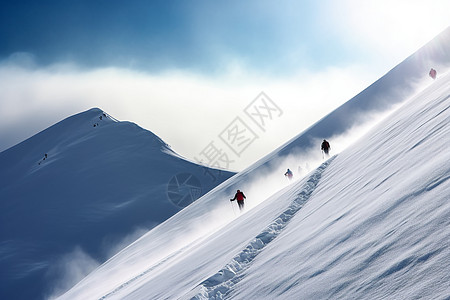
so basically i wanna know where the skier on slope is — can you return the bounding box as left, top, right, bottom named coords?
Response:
left=230, top=189, right=246, bottom=211
left=284, top=168, right=293, bottom=180
left=321, top=139, right=331, bottom=157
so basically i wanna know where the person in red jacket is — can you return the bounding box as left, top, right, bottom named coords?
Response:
left=230, top=189, right=246, bottom=211
left=429, top=68, right=437, bottom=79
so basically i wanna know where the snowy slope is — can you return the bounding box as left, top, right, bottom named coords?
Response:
left=221, top=73, right=450, bottom=300
left=57, top=36, right=450, bottom=299
left=0, top=109, right=235, bottom=300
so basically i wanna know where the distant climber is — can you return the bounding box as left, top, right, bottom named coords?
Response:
left=38, top=153, right=48, bottom=165
left=230, top=189, right=246, bottom=211
left=429, top=68, right=437, bottom=79
left=284, top=168, right=293, bottom=180
left=321, top=139, right=331, bottom=157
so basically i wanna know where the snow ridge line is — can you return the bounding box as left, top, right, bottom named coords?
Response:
left=190, top=156, right=336, bottom=300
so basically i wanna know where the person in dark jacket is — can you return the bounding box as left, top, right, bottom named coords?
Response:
left=321, top=139, right=331, bottom=157
left=230, top=189, right=246, bottom=211
left=284, top=168, right=293, bottom=180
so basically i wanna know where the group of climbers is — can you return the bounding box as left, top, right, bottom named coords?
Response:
left=231, top=139, right=332, bottom=212
left=38, top=153, right=48, bottom=165
left=93, top=113, right=108, bottom=127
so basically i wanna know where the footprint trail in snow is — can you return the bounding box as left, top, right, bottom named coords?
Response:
left=190, top=156, right=336, bottom=299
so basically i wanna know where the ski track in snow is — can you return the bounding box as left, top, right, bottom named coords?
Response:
left=190, top=157, right=336, bottom=300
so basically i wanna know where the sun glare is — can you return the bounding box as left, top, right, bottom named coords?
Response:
left=331, top=0, right=450, bottom=59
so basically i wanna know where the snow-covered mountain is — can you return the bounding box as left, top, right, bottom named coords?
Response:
left=56, top=29, right=450, bottom=299
left=0, top=109, right=235, bottom=300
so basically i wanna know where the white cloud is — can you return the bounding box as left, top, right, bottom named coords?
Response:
left=0, top=62, right=376, bottom=170
left=325, top=0, right=450, bottom=66
left=2, top=3, right=447, bottom=170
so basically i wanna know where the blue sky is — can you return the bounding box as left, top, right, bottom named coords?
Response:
left=1, top=0, right=449, bottom=170
left=0, top=1, right=364, bottom=73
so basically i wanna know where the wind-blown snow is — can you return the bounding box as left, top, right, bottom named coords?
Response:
left=225, top=73, right=450, bottom=300
left=58, top=49, right=450, bottom=300
left=191, top=157, right=336, bottom=299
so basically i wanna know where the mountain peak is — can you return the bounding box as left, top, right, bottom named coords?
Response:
left=0, top=108, right=235, bottom=300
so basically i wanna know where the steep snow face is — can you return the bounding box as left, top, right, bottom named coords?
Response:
left=0, top=108, right=235, bottom=300
left=249, top=26, right=450, bottom=166
left=177, top=26, right=450, bottom=216
left=57, top=71, right=449, bottom=299
left=227, top=72, right=450, bottom=300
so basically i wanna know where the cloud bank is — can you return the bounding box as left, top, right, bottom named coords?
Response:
left=0, top=60, right=375, bottom=170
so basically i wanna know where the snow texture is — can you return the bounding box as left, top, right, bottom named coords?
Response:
left=56, top=28, right=450, bottom=300
left=191, top=157, right=335, bottom=299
